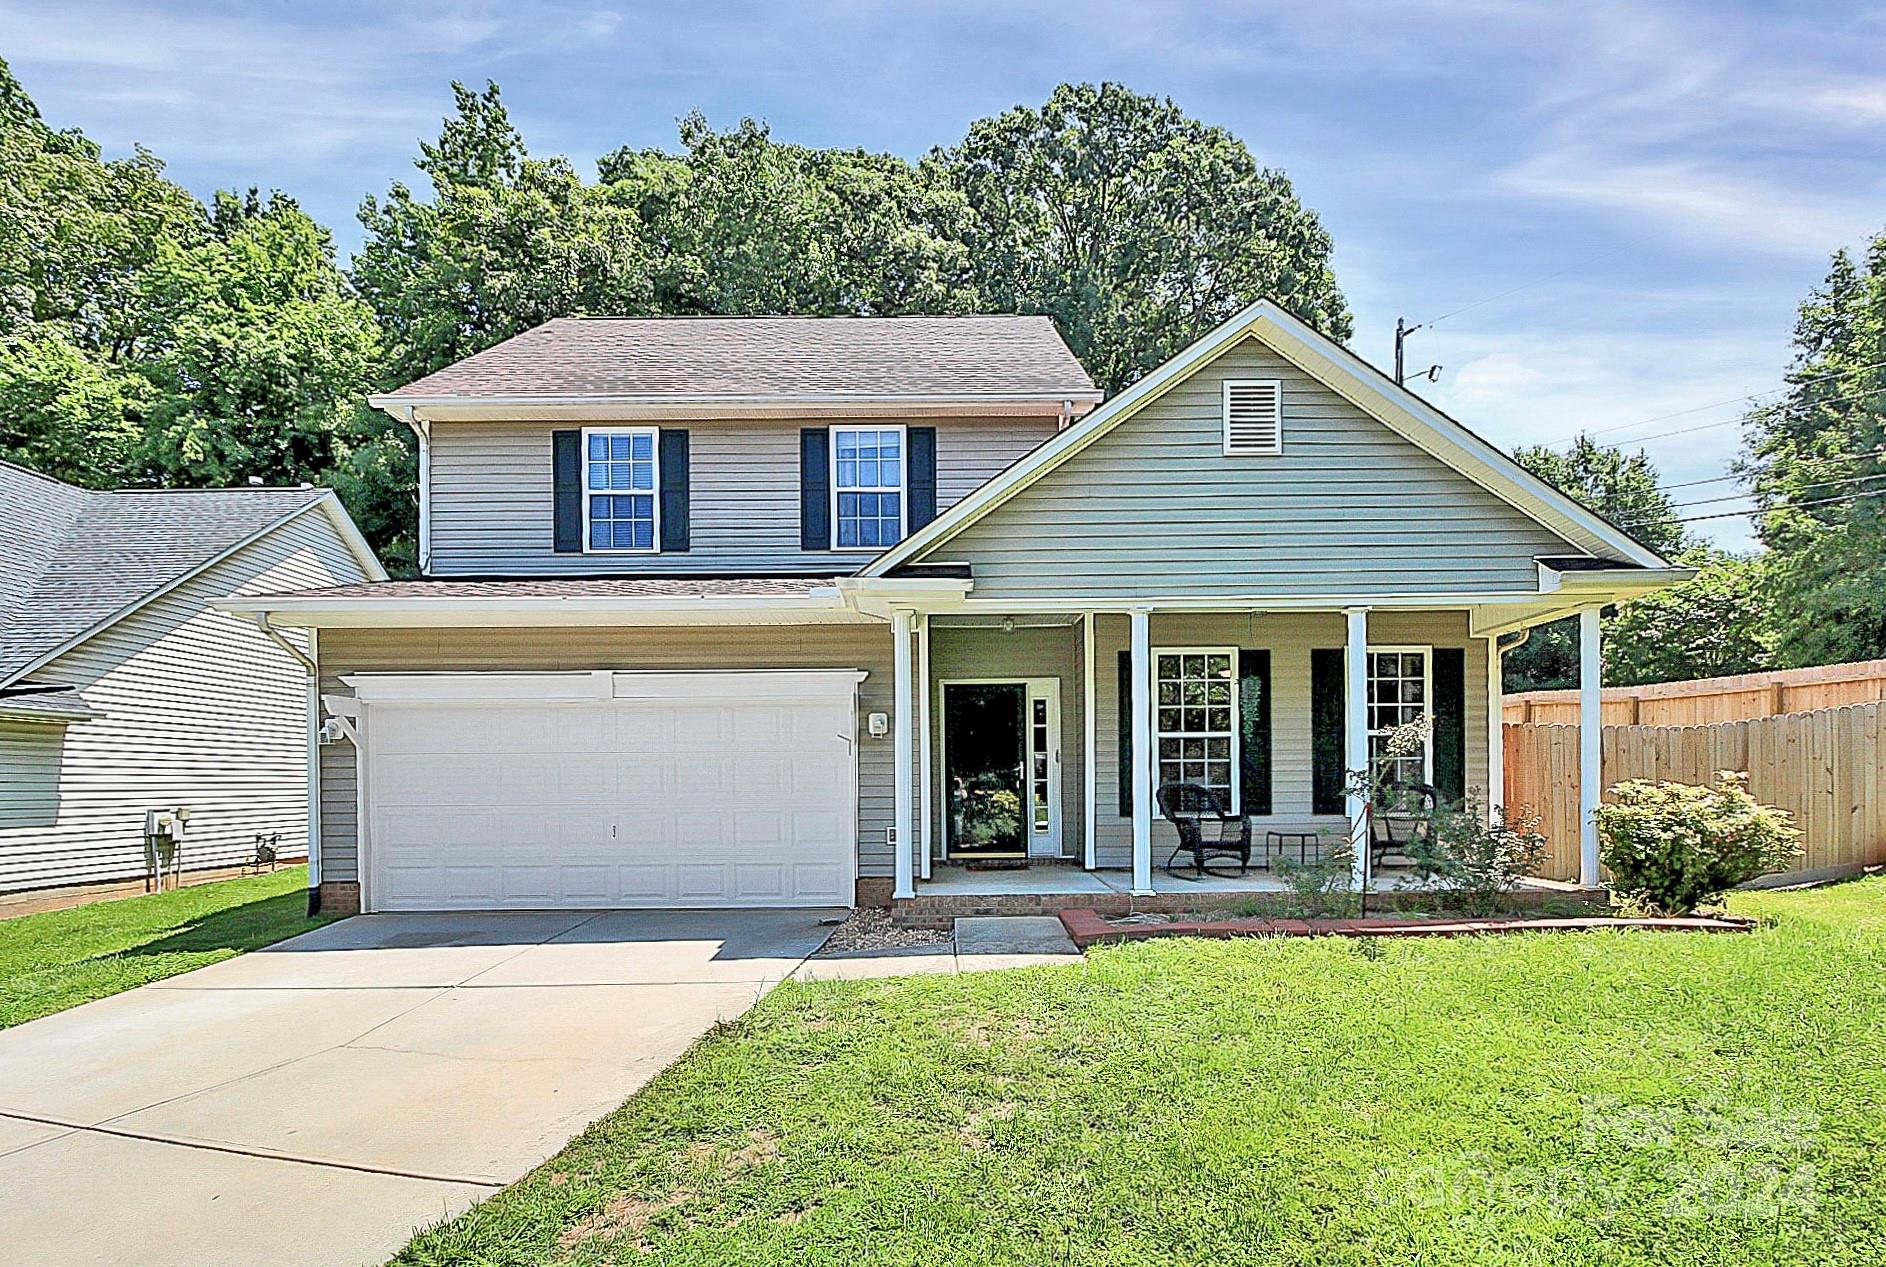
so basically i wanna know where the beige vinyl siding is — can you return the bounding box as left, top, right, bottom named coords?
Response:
left=926, top=622, right=1084, bottom=859
left=928, top=337, right=1579, bottom=600
left=317, top=624, right=897, bottom=884
left=427, top=415, right=1057, bottom=575
left=1088, top=610, right=1490, bottom=869
left=0, top=510, right=369, bottom=893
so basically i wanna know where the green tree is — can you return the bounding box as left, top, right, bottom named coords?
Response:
left=1741, top=232, right=1886, bottom=666
left=1603, top=549, right=1776, bottom=686
left=0, top=325, right=148, bottom=486
left=935, top=82, right=1350, bottom=392
left=1506, top=437, right=1692, bottom=690
left=600, top=115, right=978, bottom=316
left=353, top=81, right=655, bottom=387
left=137, top=191, right=381, bottom=489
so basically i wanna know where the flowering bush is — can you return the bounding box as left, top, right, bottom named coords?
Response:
left=1595, top=772, right=1802, bottom=915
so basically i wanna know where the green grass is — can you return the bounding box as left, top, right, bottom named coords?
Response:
left=0, top=865, right=330, bottom=1028
left=393, top=878, right=1886, bottom=1266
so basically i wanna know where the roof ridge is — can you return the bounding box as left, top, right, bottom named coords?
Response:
left=0, top=458, right=82, bottom=491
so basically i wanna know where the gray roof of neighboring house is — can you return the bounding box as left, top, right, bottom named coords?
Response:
left=0, top=461, right=331, bottom=684
left=255, top=577, right=836, bottom=600
left=375, top=315, right=1101, bottom=402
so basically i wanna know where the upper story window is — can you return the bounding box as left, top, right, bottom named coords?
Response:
left=584, top=427, right=659, bottom=552
left=832, top=425, right=906, bottom=550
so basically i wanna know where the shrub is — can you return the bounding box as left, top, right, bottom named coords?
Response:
left=1272, top=837, right=1358, bottom=919
left=1404, top=795, right=1550, bottom=916
left=1595, top=771, right=1802, bottom=915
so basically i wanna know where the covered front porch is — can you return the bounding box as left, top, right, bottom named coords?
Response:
left=860, top=584, right=1638, bottom=908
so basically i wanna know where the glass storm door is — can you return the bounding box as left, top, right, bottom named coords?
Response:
left=943, top=683, right=1028, bottom=858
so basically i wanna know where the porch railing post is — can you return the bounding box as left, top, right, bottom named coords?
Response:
left=1344, top=606, right=1370, bottom=891
left=1129, top=606, right=1154, bottom=895
left=1578, top=606, right=1602, bottom=887
left=892, top=607, right=916, bottom=900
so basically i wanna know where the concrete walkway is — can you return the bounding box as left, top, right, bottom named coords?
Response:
left=0, top=908, right=836, bottom=1267
left=793, top=916, right=1084, bottom=980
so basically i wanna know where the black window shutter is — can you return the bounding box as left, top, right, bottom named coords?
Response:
left=552, top=429, right=582, bottom=553
left=1238, top=650, right=1272, bottom=816
left=1310, top=648, right=1346, bottom=815
left=907, top=426, right=938, bottom=530
left=800, top=428, right=830, bottom=551
left=1432, top=647, right=1467, bottom=806
left=1117, top=650, right=1134, bottom=817
left=659, top=429, right=690, bottom=552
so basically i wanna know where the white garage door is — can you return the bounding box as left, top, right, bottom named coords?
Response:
left=357, top=671, right=860, bottom=911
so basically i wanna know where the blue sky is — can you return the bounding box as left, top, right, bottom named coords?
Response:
left=11, top=0, right=1886, bottom=549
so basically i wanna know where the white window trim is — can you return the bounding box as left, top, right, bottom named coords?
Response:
left=581, top=425, right=661, bottom=555
left=1222, top=378, right=1283, bottom=456
left=829, top=422, right=908, bottom=553
left=1366, top=643, right=1434, bottom=786
left=1151, top=645, right=1242, bottom=814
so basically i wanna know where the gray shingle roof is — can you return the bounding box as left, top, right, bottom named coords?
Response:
left=256, top=577, right=835, bottom=600
left=0, top=461, right=329, bottom=684
left=377, top=316, right=1100, bottom=402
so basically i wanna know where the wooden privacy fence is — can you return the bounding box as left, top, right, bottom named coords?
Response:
left=1504, top=658, right=1886, bottom=727
left=1504, top=702, right=1886, bottom=883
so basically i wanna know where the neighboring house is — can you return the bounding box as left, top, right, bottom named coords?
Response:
left=225, top=308, right=1688, bottom=917
left=0, top=462, right=384, bottom=896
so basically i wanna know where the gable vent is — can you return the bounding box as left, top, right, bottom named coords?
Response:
left=1223, top=379, right=1283, bottom=455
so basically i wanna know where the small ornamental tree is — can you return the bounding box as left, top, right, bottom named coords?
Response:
left=1595, top=772, right=1802, bottom=915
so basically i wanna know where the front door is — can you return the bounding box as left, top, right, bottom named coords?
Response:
left=943, top=682, right=1028, bottom=858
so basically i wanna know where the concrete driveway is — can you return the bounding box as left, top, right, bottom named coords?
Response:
left=0, top=908, right=837, bottom=1267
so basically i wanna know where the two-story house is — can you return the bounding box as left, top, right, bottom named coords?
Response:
left=227, top=305, right=1688, bottom=917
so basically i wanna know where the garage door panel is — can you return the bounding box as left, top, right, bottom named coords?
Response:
left=367, top=683, right=856, bottom=911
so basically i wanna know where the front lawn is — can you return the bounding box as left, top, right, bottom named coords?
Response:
left=396, top=881, right=1886, bottom=1266
left=0, top=865, right=330, bottom=1028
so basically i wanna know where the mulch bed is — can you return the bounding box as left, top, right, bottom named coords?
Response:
left=1059, top=908, right=1757, bottom=947
left=813, top=908, right=952, bottom=956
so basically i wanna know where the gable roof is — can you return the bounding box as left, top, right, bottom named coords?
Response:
left=862, top=300, right=1671, bottom=577
left=371, top=315, right=1103, bottom=408
left=0, top=462, right=384, bottom=686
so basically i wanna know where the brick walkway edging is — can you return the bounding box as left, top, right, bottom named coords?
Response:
left=1058, top=907, right=1757, bottom=947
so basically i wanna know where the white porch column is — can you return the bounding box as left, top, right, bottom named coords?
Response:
left=1486, top=635, right=1505, bottom=817
left=1129, top=607, right=1154, bottom=895
left=917, top=613, right=934, bottom=881
left=1578, top=606, right=1602, bottom=887
left=1344, top=606, right=1370, bottom=890
left=1083, top=612, right=1097, bottom=870
left=892, top=608, right=916, bottom=900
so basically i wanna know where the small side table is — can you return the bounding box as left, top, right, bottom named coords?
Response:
left=1265, top=830, right=1318, bottom=868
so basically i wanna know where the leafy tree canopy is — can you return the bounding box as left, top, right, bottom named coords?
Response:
left=1507, top=439, right=1771, bottom=690
left=1741, top=232, right=1886, bottom=666
left=935, top=81, right=1350, bottom=392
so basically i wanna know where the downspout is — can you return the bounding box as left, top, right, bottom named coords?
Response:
left=1058, top=398, right=1074, bottom=431
left=400, top=405, right=432, bottom=575
left=250, top=613, right=323, bottom=915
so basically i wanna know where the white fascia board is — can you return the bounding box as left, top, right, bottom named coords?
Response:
left=863, top=298, right=1671, bottom=578
left=1537, top=562, right=1696, bottom=595
left=833, top=576, right=974, bottom=617
left=212, top=591, right=877, bottom=629
left=370, top=392, right=1102, bottom=422
left=313, top=492, right=390, bottom=582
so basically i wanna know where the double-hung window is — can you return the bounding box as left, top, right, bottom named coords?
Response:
left=1367, top=647, right=1432, bottom=787
left=831, top=426, right=905, bottom=549
left=1154, top=649, right=1238, bottom=808
left=583, top=427, right=659, bottom=553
